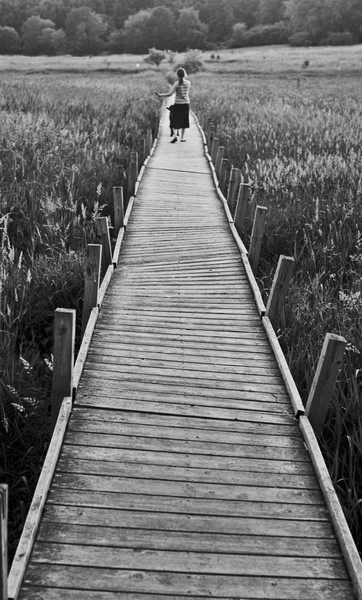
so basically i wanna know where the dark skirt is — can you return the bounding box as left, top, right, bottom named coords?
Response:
left=169, top=103, right=189, bottom=129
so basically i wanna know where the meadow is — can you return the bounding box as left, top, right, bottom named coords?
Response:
left=1, top=45, right=362, bottom=559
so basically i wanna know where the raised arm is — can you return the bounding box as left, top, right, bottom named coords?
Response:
left=156, top=81, right=177, bottom=98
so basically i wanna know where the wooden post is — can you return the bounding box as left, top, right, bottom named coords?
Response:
left=249, top=205, right=268, bottom=274
left=265, top=255, right=295, bottom=330
left=81, top=244, right=102, bottom=338
left=215, top=146, right=225, bottom=178
left=227, top=167, right=241, bottom=213
left=306, top=333, right=347, bottom=437
left=140, top=138, right=146, bottom=165
left=207, top=124, right=215, bottom=152
left=211, top=137, right=219, bottom=165
left=146, top=128, right=153, bottom=155
left=219, top=158, right=229, bottom=192
left=0, top=485, right=7, bottom=600
left=51, top=308, right=75, bottom=429
left=127, top=151, right=138, bottom=200
left=113, top=186, right=124, bottom=234
left=95, top=216, right=112, bottom=274
left=234, top=184, right=249, bottom=235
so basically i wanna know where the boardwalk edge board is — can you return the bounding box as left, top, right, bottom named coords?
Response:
left=7, top=397, right=73, bottom=600
left=6, top=117, right=159, bottom=600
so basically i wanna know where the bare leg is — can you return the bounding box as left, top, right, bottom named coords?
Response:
left=180, top=128, right=186, bottom=141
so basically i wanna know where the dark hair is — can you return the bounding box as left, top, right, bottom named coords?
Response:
left=177, top=67, right=185, bottom=83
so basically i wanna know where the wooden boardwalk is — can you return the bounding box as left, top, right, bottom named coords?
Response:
left=14, top=109, right=360, bottom=599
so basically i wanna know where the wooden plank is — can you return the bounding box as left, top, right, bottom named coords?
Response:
left=68, top=407, right=298, bottom=435
left=74, top=393, right=295, bottom=422
left=46, top=490, right=329, bottom=524
left=59, top=445, right=313, bottom=475
left=62, top=432, right=309, bottom=463
left=21, top=565, right=354, bottom=599
left=263, top=316, right=305, bottom=417
left=97, top=264, right=114, bottom=307
left=37, top=521, right=340, bottom=556
left=73, top=307, right=99, bottom=392
left=65, top=421, right=304, bottom=450
left=29, top=543, right=347, bottom=579
left=56, top=457, right=317, bottom=488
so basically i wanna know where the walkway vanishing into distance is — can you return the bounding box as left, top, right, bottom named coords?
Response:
left=12, top=108, right=362, bottom=599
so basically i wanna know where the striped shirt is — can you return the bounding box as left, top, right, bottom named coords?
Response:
left=171, top=79, right=191, bottom=104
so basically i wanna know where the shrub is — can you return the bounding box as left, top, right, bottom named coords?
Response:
left=0, top=26, right=21, bottom=54
left=325, top=31, right=354, bottom=46
left=289, top=31, right=313, bottom=46
left=177, top=49, right=203, bottom=74
left=144, top=47, right=166, bottom=67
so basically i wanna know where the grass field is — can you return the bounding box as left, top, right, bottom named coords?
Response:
left=1, top=45, right=362, bottom=560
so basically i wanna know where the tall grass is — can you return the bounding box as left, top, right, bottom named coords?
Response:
left=192, top=72, right=362, bottom=552
left=0, top=70, right=163, bottom=561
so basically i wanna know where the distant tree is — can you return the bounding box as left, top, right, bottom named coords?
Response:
left=123, top=9, right=151, bottom=53
left=22, top=16, right=56, bottom=54
left=65, top=6, right=108, bottom=55
left=0, top=0, right=39, bottom=33
left=176, top=8, right=208, bottom=50
left=230, top=22, right=249, bottom=47
left=285, top=0, right=345, bottom=44
left=123, top=6, right=177, bottom=53
left=228, top=0, right=260, bottom=29
left=144, top=6, right=178, bottom=51
left=37, top=0, right=68, bottom=29
left=0, top=26, right=21, bottom=53
left=259, top=0, right=286, bottom=24
left=50, top=27, right=66, bottom=53
left=197, top=0, right=234, bottom=42
left=338, top=0, right=362, bottom=41
left=107, top=28, right=125, bottom=53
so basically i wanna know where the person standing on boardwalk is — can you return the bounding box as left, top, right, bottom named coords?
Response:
left=156, top=68, right=191, bottom=143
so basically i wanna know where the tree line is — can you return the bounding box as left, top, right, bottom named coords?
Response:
left=0, top=0, right=361, bottom=56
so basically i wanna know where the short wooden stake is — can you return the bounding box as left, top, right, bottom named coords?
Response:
left=227, top=167, right=241, bottom=213
left=0, top=485, right=7, bottom=600
left=249, top=205, right=268, bottom=273
left=146, top=128, right=153, bottom=155
left=51, top=308, right=75, bottom=429
left=207, top=124, right=215, bottom=152
left=140, top=138, right=146, bottom=165
left=266, top=255, right=295, bottom=330
left=215, top=146, right=225, bottom=178
left=113, top=186, right=124, bottom=233
left=219, top=158, right=229, bottom=192
left=127, top=151, right=138, bottom=200
left=234, top=184, right=249, bottom=235
left=211, top=137, right=219, bottom=165
left=306, top=333, right=347, bottom=437
left=95, top=216, right=112, bottom=274
left=81, top=244, right=102, bottom=338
